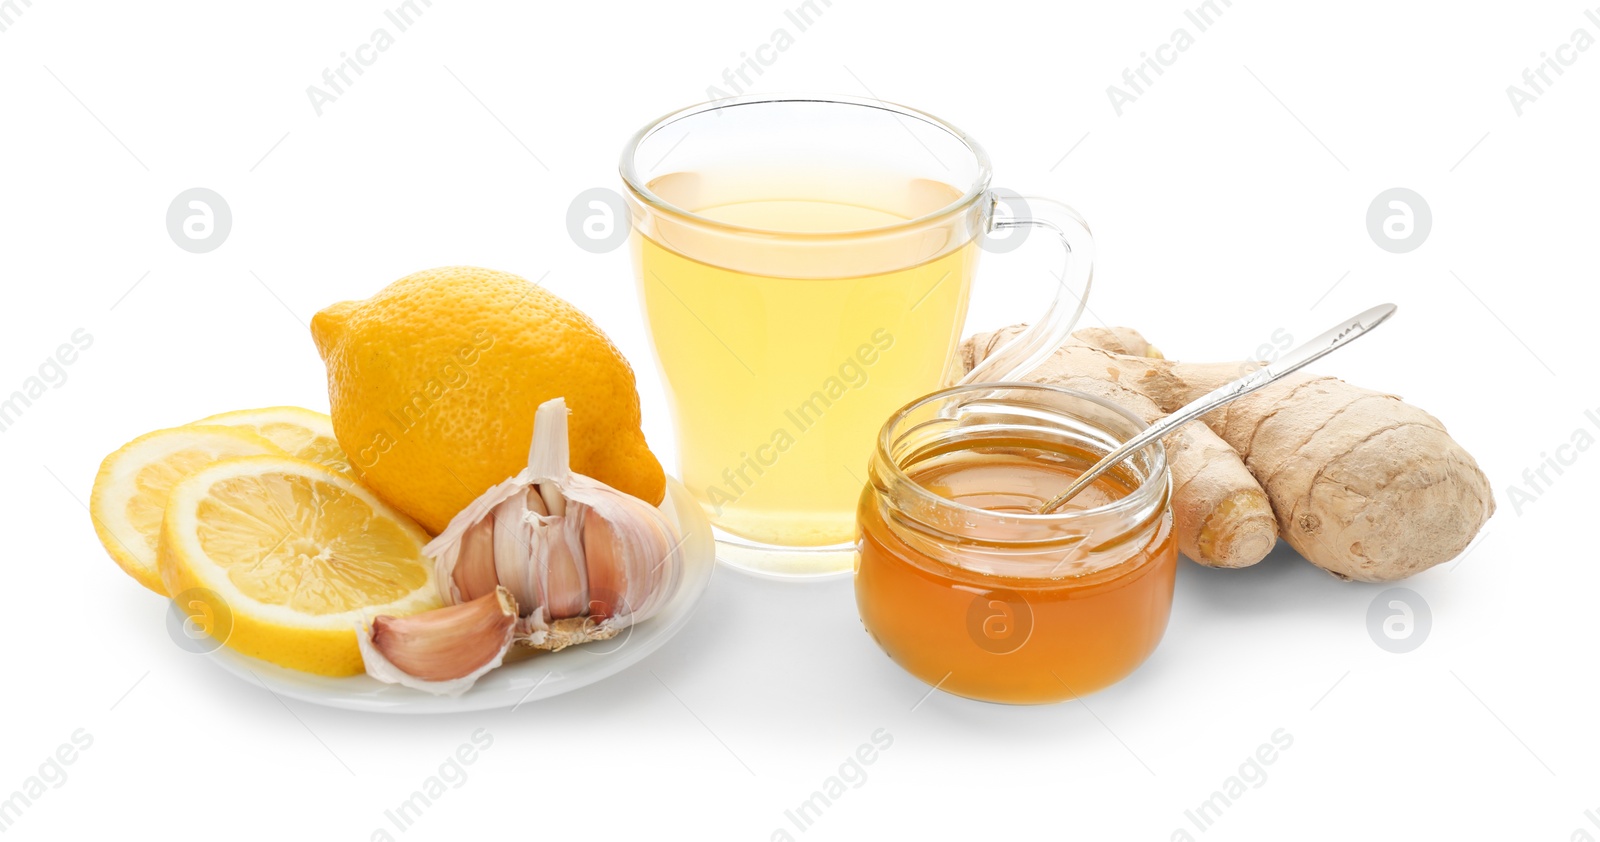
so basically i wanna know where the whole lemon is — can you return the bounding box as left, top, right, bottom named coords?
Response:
left=311, top=266, right=665, bottom=534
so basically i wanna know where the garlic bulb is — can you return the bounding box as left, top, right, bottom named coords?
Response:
left=360, top=398, right=684, bottom=694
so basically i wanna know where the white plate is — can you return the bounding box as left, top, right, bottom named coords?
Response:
left=203, top=479, right=716, bottom=714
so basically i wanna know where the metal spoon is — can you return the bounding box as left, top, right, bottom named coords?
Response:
left=1036, top=303, right=1398, bottom=514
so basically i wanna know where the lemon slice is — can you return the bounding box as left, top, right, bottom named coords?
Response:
left=158, top=456, right=440, bottom=676
left=194, top=406, right=358, bottom=478
left=91, top=426, right=285, bottom=595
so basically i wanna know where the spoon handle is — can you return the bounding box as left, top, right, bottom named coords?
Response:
left=1037, top=303, right=1398, bottom=514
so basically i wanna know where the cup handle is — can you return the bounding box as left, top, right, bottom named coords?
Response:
left=959, top=190, right=1095, bottom=385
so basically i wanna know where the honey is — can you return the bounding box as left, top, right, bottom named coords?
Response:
left=854, top=385, right=1177, bottom=704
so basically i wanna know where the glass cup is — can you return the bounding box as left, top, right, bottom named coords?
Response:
left=620, top=95, right=1094, bottom=579
left=855, top=384, right=1177, bottom=704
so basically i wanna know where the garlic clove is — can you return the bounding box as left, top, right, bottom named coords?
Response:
left=537, top=511, right=588, bottom=620
left=424, top=469, right=532, bottom=599
left=567, top=474, right=683, bottom=627
left=524, top=485, right=550, bottom=518
left=452, top=515, right=500, bottom=603
left=358, top=587, right=517, bottom=696
left=492, top=491, right=541, bottom=622
left=582, top=507, right=624, bottom=622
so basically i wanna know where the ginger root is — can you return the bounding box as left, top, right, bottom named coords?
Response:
left=963, top=325, right=1494, bottom=582
left=961, top=330, right=1278, bottom=570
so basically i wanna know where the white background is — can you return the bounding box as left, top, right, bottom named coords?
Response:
left=2, top=0, right=1596, bottom=839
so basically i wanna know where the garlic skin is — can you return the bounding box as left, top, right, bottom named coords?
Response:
left=358, top=587, right=518, bottom=696
left=423, top=397, right=683, bottom=650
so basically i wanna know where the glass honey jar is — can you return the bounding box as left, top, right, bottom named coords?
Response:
left=855, top=384, right=1177, bottom=704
